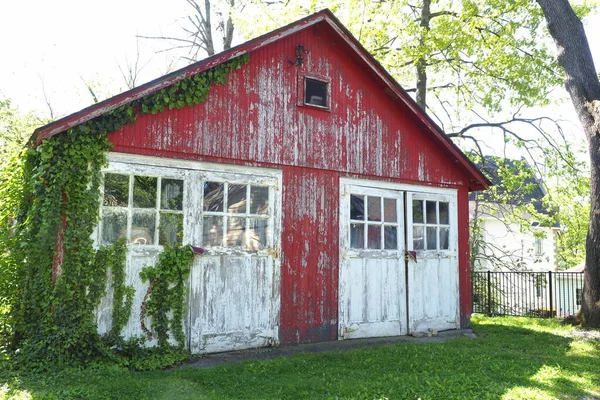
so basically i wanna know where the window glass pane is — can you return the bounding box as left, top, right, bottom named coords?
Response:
left=384, top=226, right=398, bottom=250
left=413, top=200, right=423, bottom=223
left=440, top=227, right=450, bottom=250
left=131, top=212, right=156, bottom=245
left=350, top=195, right=364, bottom=220
left=413, top=226, right=424, bottom=250
left=426, top=201, right=437, bottom=224
left=103, top=173, right=129, bottom=207
left=202, top=216, right=223, bottom=248
left=161, top=179, right=183, bottom=210
left=159, top=212, right=183, bottom=245
left=426, top=226, right=437, bottom=250
left=250, top=186, right=269, bottom=214
left=228, top=184, right=247, bottom=214
left=383, top=198, right=397, bottom=222
left=101, top=209, right=127, bottom=244
left=203, top=182, right=224, bottom=212
left=350, top=223, right=364, bottom=249
left=367, top=196, right=381, bottom=221
left=133, top=176, right=157, bottom=208
left=367, top=225, right=381, bottom=249
left=248, top=218, right=268, bottom=250
left=227, top=216, right=246, bottom=247
left=439, top=202, right=449, bottom=224
left=305, top=78, right=327, bottom=107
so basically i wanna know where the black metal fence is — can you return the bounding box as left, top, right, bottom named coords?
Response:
left=472, top=271, right=584, bottom=318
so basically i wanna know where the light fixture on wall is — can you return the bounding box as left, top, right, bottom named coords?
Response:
left=289, top=44, right=309, bottom=66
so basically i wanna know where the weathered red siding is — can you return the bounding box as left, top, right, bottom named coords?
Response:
left=279, top=167, right=339, bottom=343
left=107, top=21, right=475, bottom=343
left=457, top=187, right=472, bottom=328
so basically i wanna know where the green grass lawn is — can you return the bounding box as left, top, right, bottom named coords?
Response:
left=1, top=316, right=599, bottom=399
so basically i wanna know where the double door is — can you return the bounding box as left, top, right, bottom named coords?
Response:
left=338, top=179, right=459, bottom=339
left=96, top=155, right=282, bottom=353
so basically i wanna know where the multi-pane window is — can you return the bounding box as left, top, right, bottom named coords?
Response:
left=349, top=195, right=399, bottom=250
left=101, top=173, right=184, bottom=246
left=412, top=200, right=450, bottom=251
left=202, top=181, right=270, bottom=250
left=534, top=236, right=543, bottom=256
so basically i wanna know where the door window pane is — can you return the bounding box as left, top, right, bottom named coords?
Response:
left=413, top=200, right=423, bottom=223
left=133, top=176, right=157, bottom=208
left=426, top=201, right=437, bottom=224
left=228, top=184, right=247, bottom=213
left=203, top=216, right=223, bottom=247
left=350, top=223, right=364, bottom=248
left=426, top=227, right=437, bottom=250
left=367, top=196, right=381, bottom=221
left=367, top=225, right=381, bottom=249
left=350, top=195, right=364, bottom=220
left=248, top=218, right=268, bottom=250
left=413, top=226, right=424, bottom=250
left=161, top=179, right=183, bottom=210
left=227, top=217, right=246, bottom=247
left=383, top=198, right=397, bottom=222
left=131, top=212, right=156, bottom=245
left=250, top=186, right=269, bottom=214
left=103, top=173, right=129, bottom=207
left=384, top=226, right=398, bottom=250
left=159, top=212, right=183, bottom=245
left=203, top=182, right=224, bottom=212
left=101, top=209, right=127, bottom=244
left=439, top=202, right=449, bottom=224
left=440, top=227, right=450, bottom=250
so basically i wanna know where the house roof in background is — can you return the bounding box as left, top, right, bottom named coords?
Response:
left=29, top=9, right=490, bottom=190
left=469, top=156, right=550, bottom=215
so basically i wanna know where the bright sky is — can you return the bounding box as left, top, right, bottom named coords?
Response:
left=1, top=0, right=599, bottom=132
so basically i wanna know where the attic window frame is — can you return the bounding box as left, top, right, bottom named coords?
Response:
left=299, top=75, right=331, bottom=111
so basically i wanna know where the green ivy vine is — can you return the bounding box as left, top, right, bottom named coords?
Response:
left=139, top=246, right=194, bottom=348
left=2, top=54, right=249, bottom=368
left=94, top=238, right=133, bottom=345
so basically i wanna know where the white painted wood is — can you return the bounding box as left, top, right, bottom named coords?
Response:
left=338, top=183, right=407, bottom=339
left=95, top=155, right=282, bottom=353
left=406, top=192, right=459, bottom=333
left=339, top=177, right=458, bottom=196
left=186, top=169, right=282, bottom=354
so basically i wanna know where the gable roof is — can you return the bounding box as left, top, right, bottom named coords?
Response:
left=470, top=156, right=549, bottom=214
left=30, top=9, right=490, bottom=191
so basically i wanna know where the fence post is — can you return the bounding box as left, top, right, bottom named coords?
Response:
left=487, top=271, right=492, bottom=316
left=548, top=271, right=553, bottom=318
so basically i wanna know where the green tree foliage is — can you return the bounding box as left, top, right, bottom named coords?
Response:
left=235, top=0, right=566, bottom=126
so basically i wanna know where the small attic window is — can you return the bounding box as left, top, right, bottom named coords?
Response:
left=304, top=78, right=328, bottom=108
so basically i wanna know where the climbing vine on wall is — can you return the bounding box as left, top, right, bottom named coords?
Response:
left=3, top=54, right=249, bottom=368
left=139, top=246, right=194, bottom=348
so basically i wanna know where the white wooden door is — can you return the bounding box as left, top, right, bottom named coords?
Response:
left=187, top=169, right=282, bottom=354
left=96, top=155, right=281, bottom=353
left=406, top=192, right=459, bottom=333
left=338, top=184, right=407, bottom=339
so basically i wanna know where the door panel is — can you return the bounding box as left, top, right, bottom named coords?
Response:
left=187, top=170, right=281, bottom=354
left=407, top=192, right=459, bottom=333
left=97, top=157, right=281, bottom=354
left=339, top=184, right=406, bottom=339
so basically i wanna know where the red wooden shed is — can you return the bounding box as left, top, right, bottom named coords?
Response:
left=32, top=10, right=489, bottom=353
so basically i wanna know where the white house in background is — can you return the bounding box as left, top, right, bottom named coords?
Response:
left=555, top=263, right=585, bottom=317
left=469, top=156, right=560, bottom=273
left=469, top=157, right=586, bottom=318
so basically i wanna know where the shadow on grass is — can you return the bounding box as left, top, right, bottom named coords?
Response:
left=1, top=318, right=598, bottom=399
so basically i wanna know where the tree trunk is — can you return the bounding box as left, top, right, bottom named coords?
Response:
left=537, top=0, right=600, bottom=327
left=223, top=0, right=235, bottom=50
left=415, top=0, right=431, bottom=110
